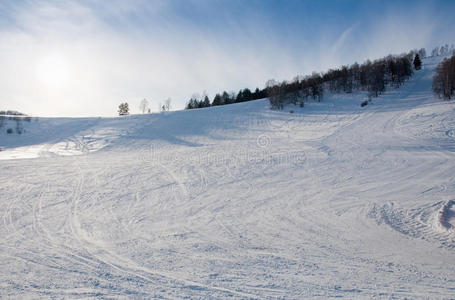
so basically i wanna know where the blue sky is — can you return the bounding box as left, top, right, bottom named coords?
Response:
left=0, top=0, right=454, bottom=116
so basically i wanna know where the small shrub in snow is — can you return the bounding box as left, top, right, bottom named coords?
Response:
left=118, top=102, right=129, bottom=116
left=7, top=128, right=13, bottom=134
left=361, top=101, right=368, bottom=107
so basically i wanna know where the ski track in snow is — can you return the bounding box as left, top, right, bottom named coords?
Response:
left=1, top=56, right=455, bottom=298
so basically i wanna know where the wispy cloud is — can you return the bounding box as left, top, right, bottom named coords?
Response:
left=330, top=23, right=358, bottom=56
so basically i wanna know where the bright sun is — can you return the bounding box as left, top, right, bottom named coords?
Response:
left=35, top=53, right=70, bottom=89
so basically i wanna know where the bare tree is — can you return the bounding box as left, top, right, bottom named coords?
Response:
left=159, top=99, right=171, bottom=112
left=433, top=55, right=455, bottom=100
left=431, top=47, right=439, bottom=57
left=418, top=48, right=426, bottom=58
left=139, top=98, right=149, bottom=114
left=265, top=79, right=282, bottom=109
left=164, top=98, right=172, bottom=111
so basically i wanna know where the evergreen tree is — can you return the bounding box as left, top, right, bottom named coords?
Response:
left=212, top=94, right=222, bottom=106
left=242, top=88, right=252, bottom=102
left=203, top=95, right=211, bottom=107
left=413, top=54, right=422, bottom=70
left=253, top=88, right=261, bottom=99
left=221, top=91, right=230, bottom=105
left=185, top=98, right=195, bottom=109
left=236, top=90, right=244, bottom=103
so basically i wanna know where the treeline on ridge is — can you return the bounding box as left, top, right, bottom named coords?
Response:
left=185, top=48, right=426, bottom=110
left=186, top=88, right=267, bottom=109
left=267, top=50, right=423, bottom=109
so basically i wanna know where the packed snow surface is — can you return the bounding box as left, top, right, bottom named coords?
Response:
left=1, top=57, right=455, bottom=298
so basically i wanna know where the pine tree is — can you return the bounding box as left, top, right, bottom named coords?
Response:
left=203, top=96, right=211, bottom=107
left=221, top=91, right=230, bottom=105
left=212, top=94, right=222, bottom=106
left=413, top=54, right=422, bottom=70
left=242, top=88, right=252, bottom=102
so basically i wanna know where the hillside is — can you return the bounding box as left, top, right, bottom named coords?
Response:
left=1, top=56, right=455, bottom=298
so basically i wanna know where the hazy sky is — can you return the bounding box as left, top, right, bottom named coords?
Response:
left=0, top=0, right=454, bottom=116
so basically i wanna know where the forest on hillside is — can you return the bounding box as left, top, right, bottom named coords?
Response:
left=433, top=54, right=455, bottom=100
left=185, top=45, right=454, bottom=110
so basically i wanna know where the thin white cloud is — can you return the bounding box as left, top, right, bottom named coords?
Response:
left=330, top=23, right=358, bottom=57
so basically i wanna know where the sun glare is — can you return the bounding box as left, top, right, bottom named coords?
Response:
left=35, top=53, right=70, bottom=89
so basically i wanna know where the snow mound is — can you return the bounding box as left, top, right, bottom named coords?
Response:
left=438, top=200, right=455, bottom=231
left=368, top=201, right=455, bottom=249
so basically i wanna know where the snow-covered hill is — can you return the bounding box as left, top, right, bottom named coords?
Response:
left=1, top=56, right=455, bottom=298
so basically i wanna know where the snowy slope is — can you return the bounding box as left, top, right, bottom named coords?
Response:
left=1, top=56, right=455, bottom=298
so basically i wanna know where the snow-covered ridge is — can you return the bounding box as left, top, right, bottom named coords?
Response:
left=1, top=56, right=455, bottom=298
